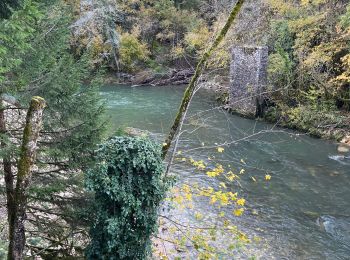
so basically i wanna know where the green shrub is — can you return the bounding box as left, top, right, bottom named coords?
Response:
left=119, top=31, right=150, bottom=72
left=85, top=136, right=169, bottom=260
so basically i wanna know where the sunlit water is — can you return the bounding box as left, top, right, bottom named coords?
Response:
left=101, top=85, right=350, bottom=259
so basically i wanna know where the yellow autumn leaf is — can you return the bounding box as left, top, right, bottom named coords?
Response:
left=233, top=208, right=244, bottom=216
left=219, top=193, right=229, bottom=206
left=182, top=184, right=191, bottom=193
left=229, top=192, right=238, bottom=201
left=162, top=142, right=167, bottom=147
left=236, top=198, right=245, bottom=206
left=220, top=182, right=227, bottom=189
left=206, top=171, right=218, bottom=177
left=174, top=195, right=184, bottom=204
left=195, top=212, right=203, bottom=220
left=206, top=187, right=214, bottom=194
left=238, top=232, right=250, bottom=243
left=251, top=176, right=257, bottom=182
left=177, top=150, right=182, bottom=155
left=265, top=174, right=272, bottom=181
left=185, top=193, right=192, bottom=201
left=217, top=147, right=224, bottom=153
left=227, top=175, right=235, bottom=182
left=206, top=164, right=224, bottom=177
left=192, top=160, right=206, bottom=170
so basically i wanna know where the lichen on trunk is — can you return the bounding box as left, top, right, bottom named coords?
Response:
left=7, top=96, right=45, bottom=260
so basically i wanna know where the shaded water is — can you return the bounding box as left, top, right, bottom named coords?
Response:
left=101, top=85, right=350, bottom=259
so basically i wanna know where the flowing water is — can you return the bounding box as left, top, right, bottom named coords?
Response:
left=101, top=85, right=350, bottom=259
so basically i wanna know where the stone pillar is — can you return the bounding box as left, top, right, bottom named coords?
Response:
left=229, top=46, right=268, bottom=117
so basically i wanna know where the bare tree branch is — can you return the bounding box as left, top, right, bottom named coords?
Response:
left=162, top=0, right=245, bottom=159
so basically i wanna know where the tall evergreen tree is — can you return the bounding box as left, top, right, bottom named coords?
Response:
left=1, top=0, right=106, bottom=257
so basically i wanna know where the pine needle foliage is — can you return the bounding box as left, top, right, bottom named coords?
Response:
left=0, top=0, right=22, bottom=19
left=1, top=1, right=106, bottom=257
left=0, top=0, right=40, bottom=86
left=85, top=136, right=169, bottom=260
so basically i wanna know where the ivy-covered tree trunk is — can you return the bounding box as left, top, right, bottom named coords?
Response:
left=7, top=96, right=46, bottom=260
left=86, top=137, right=169, bottom=260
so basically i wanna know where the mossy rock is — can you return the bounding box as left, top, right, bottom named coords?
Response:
left=124, top=127, right=150, bottom=137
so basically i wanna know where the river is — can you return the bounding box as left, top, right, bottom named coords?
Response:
left=101, top=85, right=350, bottom=259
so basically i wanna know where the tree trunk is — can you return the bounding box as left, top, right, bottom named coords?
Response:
left=0, top=102, right=15, bottom=229
left=7, top=96, right=46, bottom=260
left=162, top=0, right=245, bottom=159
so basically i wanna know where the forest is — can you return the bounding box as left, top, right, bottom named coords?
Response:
left=0, top=0, right=350, bottom=259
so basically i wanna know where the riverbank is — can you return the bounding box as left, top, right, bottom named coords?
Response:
left=193, top=78, right=350, bottom=148
left=263, top=105, right=350, bottom=143
left=104, top=69, right=194, bottom=87
left=202, top=80, right=350, bottom=147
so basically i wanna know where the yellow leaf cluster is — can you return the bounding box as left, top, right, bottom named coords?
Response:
left=119, top=30, right=150, bottom=72
left=206, top=164, right=224, bottom=178
left=233, top=208, right=244, bottom=217
left=265, top=174, right=272, bottom=181
left=226, top=171, right=239, bottom=182
left=170, top=45, right=185, bottom=60
left=267, top=0, right=298, bottom=16
left=211, top=191, right=238, bottom=206
left=189, top=158, right=206, bottom=170
left=184, top=24, right=211, bottom=52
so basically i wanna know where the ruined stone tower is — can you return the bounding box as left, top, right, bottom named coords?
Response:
left=229, top=46, right=268, bottom=117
